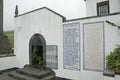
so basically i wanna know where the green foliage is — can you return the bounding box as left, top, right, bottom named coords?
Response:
left=106, top=47, right=120, bottom=72
left=4, top=30, right=14, bottom=48
left=33, top=46, right=42, bottom=65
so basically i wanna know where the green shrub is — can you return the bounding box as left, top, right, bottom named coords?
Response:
left=106, top=47, right=120, bottom=73
left=4, top=30, right=14, bottom=48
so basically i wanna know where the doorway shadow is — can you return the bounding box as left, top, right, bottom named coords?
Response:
left=29, top=34, right=46, bottom=68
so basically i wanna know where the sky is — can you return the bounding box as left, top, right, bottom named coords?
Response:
left=4, top=0, right=86, bottom=31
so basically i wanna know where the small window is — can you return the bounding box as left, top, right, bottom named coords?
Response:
left=97, top=1, right=109, bottom=16
left=46, top=45, right=58, bottom=69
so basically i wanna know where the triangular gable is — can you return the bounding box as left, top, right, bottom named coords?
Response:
left=15, top=7, right=66, bottom=22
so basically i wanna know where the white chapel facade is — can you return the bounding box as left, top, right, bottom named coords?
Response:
left=2, top=0, right=119, bottom=80
left=14, top=0, right=120, bottom=80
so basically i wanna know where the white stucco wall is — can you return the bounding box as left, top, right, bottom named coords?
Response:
left=115, top=75, right=120, bottom=80
left=86, top=0, right=120, bottom=17
left=14, top=8, right=63, bottom=68
left=15, top=8, right=120, bottom=80
left=86, top=0, right=108, bottom=16
left=62, top=14, right=120, bottom=80
left=0, top=56, right=18, bottom=70
left=109, top=0, right=120, bottom=13
left=104, top=76, right=114, bottom=80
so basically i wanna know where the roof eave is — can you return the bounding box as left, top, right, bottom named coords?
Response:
left=15, top=7, right=66, bottom=22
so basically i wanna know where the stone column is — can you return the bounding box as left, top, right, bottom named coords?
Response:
left=0, top=0, right=3, bottom=35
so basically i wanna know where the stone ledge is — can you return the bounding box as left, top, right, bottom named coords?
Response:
left=0, top=67, right=18, bottom=75
left=103, top=70, right=115, bottom=77
left=0, top=54, right=15, bottom=58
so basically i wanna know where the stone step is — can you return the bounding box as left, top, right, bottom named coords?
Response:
left=8, top=65, right=56, bottom=80
left=0, top=76, right=16, bottom=80
left=8, top=71, right=39, bottom=80
left=16, top=68, right=50, bottom=79
left=41, top=75, right=55, bottom=80
left=9, top=71, right=55, bottom=80
left=24, top=64, right=44, bottom=70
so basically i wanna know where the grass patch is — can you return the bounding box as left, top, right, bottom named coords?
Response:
left=4, top=30, right=14, bottom=48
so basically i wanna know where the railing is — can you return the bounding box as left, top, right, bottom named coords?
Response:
left=46, top=45, right=58, bottom=69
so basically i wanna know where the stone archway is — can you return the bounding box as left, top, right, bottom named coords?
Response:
left=29, top=33, right=46, bottom=68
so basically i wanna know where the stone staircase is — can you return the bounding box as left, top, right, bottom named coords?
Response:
left=8, top=65, right=55, bottom=80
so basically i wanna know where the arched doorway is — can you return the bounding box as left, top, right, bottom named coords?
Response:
left=29, top=34, right=46, bottom=68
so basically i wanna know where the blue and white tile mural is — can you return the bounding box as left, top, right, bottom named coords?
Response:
left=63, top=22, right=80, bottom=71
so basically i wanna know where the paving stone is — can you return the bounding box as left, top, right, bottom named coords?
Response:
left=9, top=71, right=39, bottom=80
left=0, top=76, right=16, bottom=80
left=0, top=70, right=16, bottom=80
left=41, top=75, right=55, bottom=80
